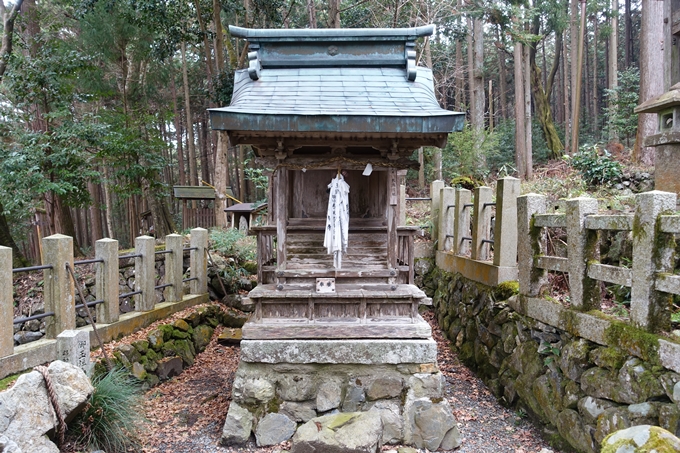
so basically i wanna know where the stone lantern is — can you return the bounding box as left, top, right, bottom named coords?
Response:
left=635, top=82, right=680, bottom=194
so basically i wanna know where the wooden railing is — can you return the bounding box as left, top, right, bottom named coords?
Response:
left=397, top=227, right=417, bottom=284
left=252, top=226, right=277, bottom=284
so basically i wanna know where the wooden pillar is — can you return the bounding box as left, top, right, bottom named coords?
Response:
left=387, top=168, right=398, bottom=282
left=276, top=168, right=288, bottom=288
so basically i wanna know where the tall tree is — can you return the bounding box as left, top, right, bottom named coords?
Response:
left=634, top=0, right=665, bottom=165
left=529, top=4, right=565, bottom=158
left=0, top=0, right=27, bottom=264
left=608, top=0, right=618, bottom=140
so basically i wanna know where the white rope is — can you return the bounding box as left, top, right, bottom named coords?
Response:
left=323, top=174, right=350, bottom=269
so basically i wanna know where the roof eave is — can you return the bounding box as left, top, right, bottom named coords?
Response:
left=208, top=110, right=464, bottom=135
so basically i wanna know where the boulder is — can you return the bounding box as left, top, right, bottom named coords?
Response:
left=341, top=381, right=366, bottom=412
left=192, top=325, right=214, bottom=352
left=601, top=425, right=680, bottom=453
left=255, top=413, right=296, bottom=446
left=366, top=376, right=403, bottom=401
left=291, top=411, right=383, bottom=453
left=221, top=402, right=254, bottom=446
left=221, top=308, right=250, bottom=328
left=577, top=396, right=618, bottom=425
left=280, top=401, right=317, bottom=423
left=0, top=361, right=92, bottom=453
left=403, top=397, right=457, bottom=451
left=555, top=409, right=597, bottom=453
left=559, top=339, right=591, bottom=381
left=157, top=356, right=183, bottom=380
left=317, top=381, right=342, bottom=412
left=368, top=400, right=403, bottom=445
left=13, top=331, right=43, bottom=345
left=232, top=376, right=275, bottom=405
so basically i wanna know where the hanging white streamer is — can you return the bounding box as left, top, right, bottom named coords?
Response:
left=323, top=174, right=350, bottom=269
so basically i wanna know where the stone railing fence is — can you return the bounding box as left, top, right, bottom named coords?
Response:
left=0, top=228, right=210, bottom=379
left=431, top=178, right=680, bottom=371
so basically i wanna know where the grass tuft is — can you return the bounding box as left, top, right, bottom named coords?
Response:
left=69, top=367, right=146, bottom=453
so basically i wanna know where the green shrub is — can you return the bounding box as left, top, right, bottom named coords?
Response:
left=69, top=367, right=146, bottom=453
left=568, top=145, right=623, bottom=187
left=210, top=228, right=256, bottom=263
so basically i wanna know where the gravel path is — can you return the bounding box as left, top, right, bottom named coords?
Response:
left=134, top=304, right=560, bottom=453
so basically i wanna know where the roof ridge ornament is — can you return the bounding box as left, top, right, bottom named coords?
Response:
left=405, top=42, right=417, bottom=82
left=248, top=44, right=261, bottom=81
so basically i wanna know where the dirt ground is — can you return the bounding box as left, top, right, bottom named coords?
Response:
left=96, top=303, right=562, bottom=453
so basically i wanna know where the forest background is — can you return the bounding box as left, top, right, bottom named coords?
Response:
left=0, top=0, right=666, bottom=265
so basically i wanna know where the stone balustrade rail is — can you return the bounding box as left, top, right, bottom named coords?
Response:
left=0, top=228, right=210, bottom=379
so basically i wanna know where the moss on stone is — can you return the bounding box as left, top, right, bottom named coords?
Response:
left=604, top=320, right=660, bottom=364
left=158, top=324, right=174, bottom=342
left=558, top=309, right=578, bottom=335
left=327, top=412, right=360, bottom=430
left=495, top=281, right=519, bottom=301
left=266, top=396, right=282, bottom=414
left=602, top=426, right=680, bottom=453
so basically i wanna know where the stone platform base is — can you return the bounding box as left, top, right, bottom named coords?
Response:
left=221, top=347, right=460, bottom=451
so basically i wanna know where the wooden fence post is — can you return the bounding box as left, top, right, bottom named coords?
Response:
left=517, top=194, right=547, bottom=297
left=191, top=228, right=209, bottom=295
left=453, top=188, right=471, bottom=256
left=631, top=190, right=677, bottom=331
left=135, top=235, right=156, bottom=311
left=43, top=234, right=75, bottom=339
left=165, top=234, right=184, bottom=302
left=438, top=187, right=455, bottom=252
left=565, top=197, right=600, bottom=310
left=0, top=246, right=12, bottom=358
left=95, top=238, right=119, bottom=324
left=471, top=186, right=493, bottom=261
left=494, top=177, right=520, bottom=268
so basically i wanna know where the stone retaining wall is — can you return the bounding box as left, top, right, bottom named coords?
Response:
left=424, top=266, right=680, bottom=453
left=106, top=304, right=248, bottom=388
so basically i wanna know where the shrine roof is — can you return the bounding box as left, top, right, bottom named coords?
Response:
left=209, top=25, right=463, bottom=150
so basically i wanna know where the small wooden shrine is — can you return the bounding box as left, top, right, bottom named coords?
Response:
left=209, top=25, right=464, bottom=448
left=210, top=25, right=463, bottom=340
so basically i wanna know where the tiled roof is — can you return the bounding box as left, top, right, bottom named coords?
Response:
left=211, top=66, right=452, bottom=118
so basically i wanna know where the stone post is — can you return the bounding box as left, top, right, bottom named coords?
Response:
left=517, top=194, right=547, bottom=297
left=134, top=235, right=156, bottom=312
left=494, top=177, right=520, bottom=267
left=190, top=228, right=209, bottom=294
left=565, top=198, right=600, bottom=310
left=0, top=246, right=12, bottom=358
left=430, top=180, right=444, bottom=242
left=399, top=184, right=406, bottom=226
left=43, top=234, right=75, bottom=339
left=57, top=330, right=91, bottom=374
left=438, top=187, right=455, bottom=252
left=453, top=188, right=472, bottom=256
left=471, top=186, right=493, bottom=261
left=631, top=190, right=677, bottom=331
left=95, top=238, right=119, bottom=324
left=165, top=234, right=184, bottom=302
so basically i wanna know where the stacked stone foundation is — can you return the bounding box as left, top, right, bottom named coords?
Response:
left=221, top=339, right=460, bottom=450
